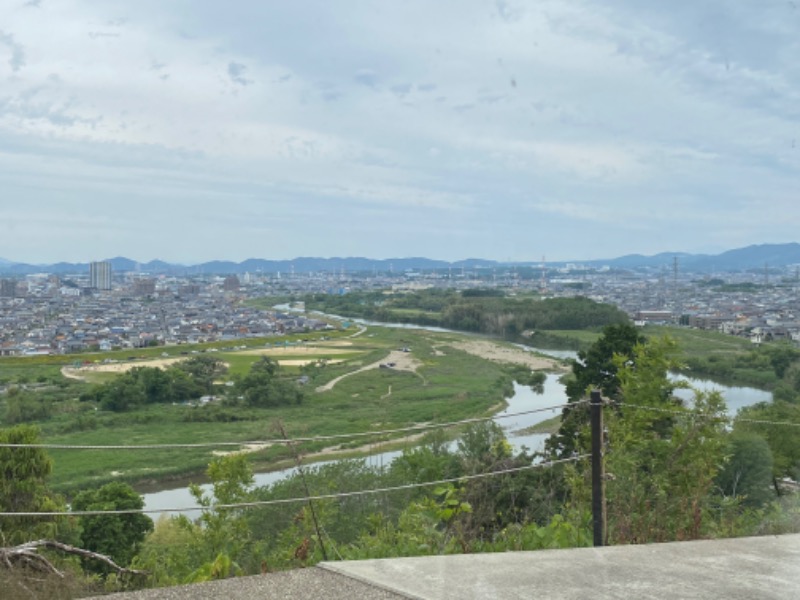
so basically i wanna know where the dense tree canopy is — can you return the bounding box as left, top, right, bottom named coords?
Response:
left=0, top=425, right=74, bottom=545
left=233, top=357, right=303, bottom=408
left=79, top=361, right=217, bottom=411
left=716, top=432, right=774, bottom=508
left=305, top=290, right=630, bottom=337
left=72, top=482, right=153, bottom=571
left=599, top=339, right=729, bottom=543
left=547, top=323, right=647, bottom=458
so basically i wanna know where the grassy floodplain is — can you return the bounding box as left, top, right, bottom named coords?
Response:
left=534, top=325, right=753, bottom=360
left=0, top=325, right=564, bottom=494
left=1, top=317, right=775, bottom=495
left=525, top=324, right=780, bottom=390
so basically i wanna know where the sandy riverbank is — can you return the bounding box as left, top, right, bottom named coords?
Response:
left=61, top=357, right=187, bottom=380
left=447, top=339, right=563, bottom=370
left=60, top=347, right=353, bottom=381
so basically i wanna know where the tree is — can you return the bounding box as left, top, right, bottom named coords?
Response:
left=4, top=387, right=52, bottom=424
left=133, top=455, right=255, bottom=585
left=735, top=400, right=800, bottom=482
left=72, top=482, right=153, bottom=571
left=566, top=338, right=730, bottom=544
left=0, top=425, right=74, bottom=545
left=174, top=355, right=227, bottom=394
left=250, top=356, right=279, bottom=378
left=716, top=432, right=774, bottom=508
left=130, top=516, right=202, bottom=587
left=233, top=357, right=303, bottom=408
left=765, top=344, right=800, bottom=379
left=547, top=323, right=645, bottom=458
left=80, top=365, right=207, bottom=412
left=187, top=454, right=254, bottom=580
left=566, top=323, right=645, bottom=402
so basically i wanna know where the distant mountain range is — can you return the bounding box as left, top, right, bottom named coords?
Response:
left=1, top=243, right=799, bottom=276
left=591, top=243, right=800, bottom=272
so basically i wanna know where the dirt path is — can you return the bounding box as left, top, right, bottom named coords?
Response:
left=278, top=359, right=344, bottom=367
left=315, top=350, right=421, bottom=392
left=212, top=428, right=429, bottom=461
left=348, top=325, right=367, bottom=338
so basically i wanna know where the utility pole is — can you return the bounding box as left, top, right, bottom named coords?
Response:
left=591, top=390, right=606, bottom=547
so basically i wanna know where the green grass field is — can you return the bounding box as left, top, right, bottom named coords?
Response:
left=643, top=325, right=753, bottom=357
left=527, top=325, right=754, bottom=360
left=0, top=321, right=776, bottom=494
left=2, top=325, right=559, bottom=494
left=541, top=330, right=602, bottom=346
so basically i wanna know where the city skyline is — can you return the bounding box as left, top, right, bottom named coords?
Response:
left=1, top=1, right=799, bottom=263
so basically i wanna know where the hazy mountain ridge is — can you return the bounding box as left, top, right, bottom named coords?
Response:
left=1, top=243, right=799, bottom=275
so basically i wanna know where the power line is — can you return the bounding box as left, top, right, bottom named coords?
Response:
left=0, top=403, right=577, bottom=451
left=734, top=415, right=800, bottom=428
left=0, top=455, right=588, bottom=518
left=615, top=402, right=800, bottom=429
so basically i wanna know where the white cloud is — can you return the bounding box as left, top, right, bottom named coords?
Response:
left=0, top=31, right=26, bottom=72
left=0, top=0, right=797, bottom=262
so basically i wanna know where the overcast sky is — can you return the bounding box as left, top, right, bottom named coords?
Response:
left=1, top=1, right=798, bottom=264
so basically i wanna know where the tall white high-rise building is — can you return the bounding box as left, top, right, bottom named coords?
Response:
left=90, top=261, right=112, bottom=290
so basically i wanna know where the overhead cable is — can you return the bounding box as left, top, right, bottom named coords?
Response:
left=0, top=455, right=588, bottom=518
left=615, top=402, right=800, bottom=428
left=0, top=402, right=577, bottom=450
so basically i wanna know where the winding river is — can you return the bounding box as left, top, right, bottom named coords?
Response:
left=142, top=334, right=773, bottom=519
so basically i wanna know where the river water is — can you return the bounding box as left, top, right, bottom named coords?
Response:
left=143, top=312, right=773, bottom=516
left=142, top=375, right=566, bottom=519
left=142, top=340, right=772, bottom=519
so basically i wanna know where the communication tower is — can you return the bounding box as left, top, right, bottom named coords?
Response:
left=673, top=256, right=679, bottom=290
left=540, top=255, right=547, bottom=292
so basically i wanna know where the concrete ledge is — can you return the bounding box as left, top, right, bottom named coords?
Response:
left=320, top=535, right=800, bottom=600
left=87, top=567, right=409, bottom=600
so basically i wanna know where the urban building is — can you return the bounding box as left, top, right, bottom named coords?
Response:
left=0, top=279, right=17, bottom=298
left=223, top=275, right=240, bottom=292
left=133, top=278, right=156, bottom=296
left=90, top=261, right=112, bottom=290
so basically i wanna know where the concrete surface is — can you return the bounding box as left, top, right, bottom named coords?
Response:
left=88, top=567, right=408, bottom=600
left=93, top=535, right=800, bottom=599
left=322, top=534, right=800, bottom=600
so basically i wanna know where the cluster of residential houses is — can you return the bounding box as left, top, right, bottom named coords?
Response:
left=3, top=264, right=800, bottom=356
left=581, top=273, right=800, bottom=345
left=0, top=275, right=330, bottom=356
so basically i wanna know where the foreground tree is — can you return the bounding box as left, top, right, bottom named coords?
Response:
left=133, top=454, right=255, bottom=585
left=72, top=482, right=153, bottom=572
left=0, top=425, right=74, bottom=545
left=548, top=323, right=645, bottom=458
left=734, top=400, right=800, bottom=483
left=565, top=338, right=731, bottom=543
left=715, top=432, right=775, bottom=508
